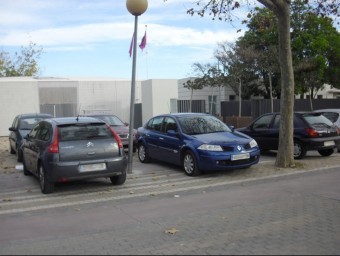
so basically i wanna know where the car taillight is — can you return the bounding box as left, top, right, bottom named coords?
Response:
left=337, top=127, right=340, bottom=135
left=107, top=125, right=123, bottom=148
left=306, top=127, right=319, bottom=137
left=48, top=127, right=59, bottom=153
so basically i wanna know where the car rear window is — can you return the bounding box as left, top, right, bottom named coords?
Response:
left=58, top=123, right=114, bottom=141
left=303, top=113, right=334, bottom=127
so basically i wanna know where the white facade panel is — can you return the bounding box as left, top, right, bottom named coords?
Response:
left=0, top=78, right=39, bottom=136
left=141, top=79, right=178, bottom=124
left=178, top=77, right=236, bottom=115
left=77, top=80, right=137, bottom=123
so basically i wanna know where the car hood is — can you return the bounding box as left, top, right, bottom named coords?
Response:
left=191, top=131, right=252, bottom=145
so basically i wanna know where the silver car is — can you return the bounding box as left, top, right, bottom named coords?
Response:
left=21, top=117, right=128, bottom=194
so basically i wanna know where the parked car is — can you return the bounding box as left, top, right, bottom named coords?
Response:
left=9, top=113, right=53, bottom=162
left=236, top=112, right=340, bottom=159
left=313, top=109, right=340, bottom=152
left=21, top=117, right=128, bottom=194
left=313, top=109, right=340, bottom=127
left=136, top=113, right=260, bottom=176
left=82, top=114, right=137, bottom=152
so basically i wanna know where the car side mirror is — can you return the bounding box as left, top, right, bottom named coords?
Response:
left=124, top=122, right=129, bottom=126
left=9, top=127, right=15, bottom=132
left=229, top=125, right=235, bottom=131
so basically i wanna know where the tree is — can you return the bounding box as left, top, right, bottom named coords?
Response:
left=291, top=0, right=340, bottom=104
left=183, top=77, right=204, bottom=112
left=215, top=42, right=259, bottom=116
left=237, top=8, right=281, bottom=111
left=165, top=0, right=339, bottom=168
left=0, top=41, right=43, bottom=77
left=190, top=62, right=225, bottom=115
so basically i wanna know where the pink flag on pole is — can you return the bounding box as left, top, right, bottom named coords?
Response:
left=129, top=33, right=134, bottom=57
left=139, top=31, right=147, bottom=51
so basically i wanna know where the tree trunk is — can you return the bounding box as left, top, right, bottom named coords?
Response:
left=269, top=71, right=273, bottom=113
left=275, top=4, right=295, bottom=168
left=238, top=78, right=242, bottom=117
left=190, top=89, right=193, bottom=112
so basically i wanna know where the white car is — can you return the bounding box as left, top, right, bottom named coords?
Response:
left=313, top=109, right=340, bottom=128
left=313, top=109, right=340, bottom=152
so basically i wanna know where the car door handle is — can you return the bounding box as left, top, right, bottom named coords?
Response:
left=87, top=152, right=96, bottom=156
left=159, top=137, right=164, bottom=140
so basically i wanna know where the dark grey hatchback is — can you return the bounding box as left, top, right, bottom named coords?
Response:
left=21, top=117, right=128, bottom=194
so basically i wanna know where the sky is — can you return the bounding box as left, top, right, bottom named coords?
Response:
left=0, top=0, right=256, bottom=80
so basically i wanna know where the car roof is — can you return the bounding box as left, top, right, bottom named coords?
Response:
left=17, top=113, right=53, bottom=118
left=314, top=109, right=340, bottom=113
left=46, top=117, right=106, bottom=125
left=155, top=112, right=213, bottom=118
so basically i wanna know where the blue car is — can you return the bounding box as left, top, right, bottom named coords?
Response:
left=136, top=113, right=260, bottom=176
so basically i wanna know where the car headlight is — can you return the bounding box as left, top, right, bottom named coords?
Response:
left=198, top=144, right=223, bottom=151
left=249, top=139, right=258, bottom=148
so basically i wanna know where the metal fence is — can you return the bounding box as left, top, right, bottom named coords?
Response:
left=221, top=99, right=340, bottom=119
left=177, top=100, right=206, bottom=113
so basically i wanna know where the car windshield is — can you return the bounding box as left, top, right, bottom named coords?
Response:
left=90, top=115, right=125, bottom=126
left=178, top=115, right=231, bottom=135
left=303, top=113, right=334, bottom=128
left=59, top=123, right=114, bottom=141
left=19, top=117, right=46, bottom=130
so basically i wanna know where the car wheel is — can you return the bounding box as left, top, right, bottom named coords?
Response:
left=183, top=151, right=201, bottom=176
left=17, top=148, right=23, bottom=162
left=294, top=141, right=306, bottom=159
left=22, top=156, right=31, bottom=176
left=39, top=165, right=54, bottom=194
left=138, top=144, right=151, bottom=163
left=10, top=143, right=15, bottom=154
left=110, top=170, right=127, bottom=185
left=318, top=148, right=334, bottom=157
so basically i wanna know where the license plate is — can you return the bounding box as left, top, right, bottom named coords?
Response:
left=324, top=141, right=335, bottom=147
left=231, top=153, right=250, bottom=161
left=79, top=163, right=106, bottom=172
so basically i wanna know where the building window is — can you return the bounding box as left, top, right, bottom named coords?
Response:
left=229, top=95, right=236, bottom=101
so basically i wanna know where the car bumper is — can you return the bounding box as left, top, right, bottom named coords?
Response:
left=197, top=148, right=261, bottom=171
left=44, top=157, right=128, bottom=183
left=299, top=136, right=340, bottom=151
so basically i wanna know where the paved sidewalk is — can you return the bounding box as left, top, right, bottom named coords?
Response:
left=1, top=136, right=340, bottom=184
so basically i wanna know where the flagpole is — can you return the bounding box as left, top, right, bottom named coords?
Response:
left=145, top=25, right=148, bottom=79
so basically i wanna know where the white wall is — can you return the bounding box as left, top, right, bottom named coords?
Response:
left=178, top=77, right=236, bottom=115
left=0, top=77, right=40, bottom=136
left=141, top=79, right=178, bottom=124
left=77, top=79, right=138, bottom=123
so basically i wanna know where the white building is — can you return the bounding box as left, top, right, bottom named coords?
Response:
left=0, top=77, right=178, bottom=136
left=1, top=76, right=339, bottom=137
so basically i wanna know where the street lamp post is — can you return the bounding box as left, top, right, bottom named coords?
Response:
left=126, top=0, right=148, bottom=174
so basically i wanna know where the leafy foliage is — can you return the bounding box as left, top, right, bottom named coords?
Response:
left=0, top=42, right=43, bottom=77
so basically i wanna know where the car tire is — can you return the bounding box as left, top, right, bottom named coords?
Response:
left=39, top=165, right=54, bottom=194
left=138, top=144, right=151, bottom=163
left=294, top=141, right=306, bottom=159
left=17, top=148, right=23, bottom=162
left=318, top=148, right=334, bottom=157
left=22, top=157, right=31, bottom=176
left=183, top=151, right=201, bottom=176
left=10, top=144, right=15, bottom=154
left=110, top=170, right=127, bottom=185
